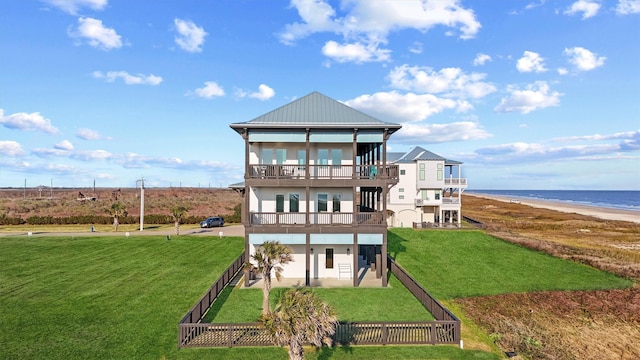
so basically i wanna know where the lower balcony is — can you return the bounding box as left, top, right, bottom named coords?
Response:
left=249, top=211, right=386, bottom=227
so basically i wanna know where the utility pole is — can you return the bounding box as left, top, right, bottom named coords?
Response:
left=136, top=177, right=145, bottom=231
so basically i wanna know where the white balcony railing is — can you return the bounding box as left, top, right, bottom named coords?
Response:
left=248, top=164, right=399, bottom=181
left=249, top=211, right=385, bottom=226
left=444, top=178, right=467, bottom=186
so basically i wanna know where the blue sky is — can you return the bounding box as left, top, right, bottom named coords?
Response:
left=1, top=0, right=639, bottom=190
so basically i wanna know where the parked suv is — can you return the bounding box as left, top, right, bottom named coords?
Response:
left=200, top=216, right=224, bottom=228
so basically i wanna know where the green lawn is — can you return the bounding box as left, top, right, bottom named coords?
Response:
left=0, top=234, right=498, bottom=359
left=205, top=275, right=434, bottom=323
left=0, top=235, right=244, bottom=359
left=388, top=228, right=632, bottom=299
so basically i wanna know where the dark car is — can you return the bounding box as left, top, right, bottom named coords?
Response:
left=200, top=216, right=224, bottom=228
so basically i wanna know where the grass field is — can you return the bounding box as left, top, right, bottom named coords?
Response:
left=3, top=229, right=629, bottom=359
left=388, top=228, right=632, bottom=299
left=0, top=235, right=244, bottom=359
left=205, top=275, right=435, bottom=323
left=1, top=234, right=498, bottom=360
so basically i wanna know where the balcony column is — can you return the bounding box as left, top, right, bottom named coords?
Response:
left=352, top=186, right=357, bottom=226
left=305, top=128, right=310, bottom=180
left=305, top=232, right=310, bottom=287
left=352, top=129, right=357, bottom=179
left=241, top=129, right=250, bottom=287
left=382, top=234, right=388, bottom=287
left=352, top=235, right=359, bottom=287
left=242, top=129, right=249, bottom=179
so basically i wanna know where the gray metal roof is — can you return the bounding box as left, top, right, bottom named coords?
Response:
left=390, top=146, right=462, bottom=165
left=230, top=91, right=401, bottom=132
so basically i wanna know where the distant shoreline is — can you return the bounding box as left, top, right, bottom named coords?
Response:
left=465, top=193, right=640, bottom=224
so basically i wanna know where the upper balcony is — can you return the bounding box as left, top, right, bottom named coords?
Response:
left=444, top=178, right=468, bottom=188
left=249, top=211, right=386, bottom=228
left=246, top=164, right=399, bottom=187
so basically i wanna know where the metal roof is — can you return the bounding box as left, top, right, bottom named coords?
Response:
left=390, top=146, right=462, bottom=165
left=230, top=91, right=401, bottom=132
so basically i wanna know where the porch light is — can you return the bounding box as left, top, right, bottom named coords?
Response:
left=347, top=248, right=350, bottom=255
left=310, top=248, right=313, bottom=254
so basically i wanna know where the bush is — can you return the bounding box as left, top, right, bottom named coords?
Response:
left=0, top=214, right=25, bottom=225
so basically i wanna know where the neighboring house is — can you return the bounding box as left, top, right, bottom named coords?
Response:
left=230, top=92, right=401, bottom=287
left=386, top=146, right=467, bottom=228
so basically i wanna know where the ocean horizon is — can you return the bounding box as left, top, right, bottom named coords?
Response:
left=466, top=190, right=640, bottom=212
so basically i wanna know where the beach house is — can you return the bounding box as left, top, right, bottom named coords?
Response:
left=386, top=146, right=467, bottom=228
left=230, top=92, right=401, bottom=287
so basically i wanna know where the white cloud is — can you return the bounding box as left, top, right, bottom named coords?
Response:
left=563, top=46, right=606, bottom=71
left=345, top=91, right=469, bottom=123
left=70, top=17, right=122, bottom=50
left=173, top=18, right=207, bottom=53
left=279, top=0, right=481, bottom=63
left=494, top=81, right=562, bottom=114
left=322, top=40, right=391, bottom=63
left=0, top=141, right=25, bottom=156
left=564, top=0, right=601, bottom=19
left=387, top=65, right=496, bottom=99
left=557, top=67, right=569, bottom=75
left=42, top=0, right=107, bottom=15
left=0, top=108, right=59, bottom=134
left=393, top=121, right=492, bottom=144
left=76, top=128, right=106, bottom=140
left=72, top=149, right=112, bottom=161
left=54, top=140, right=74, bottom=150
left=516, top=51, right=547, bottom=73
left=473, top=53, right=492, bottom=66
left=92, top=71, right=162, bottom=85
left=553, top=130, right=640, bottom=150
left=616, top=0, right=640, bottom=14
left=472, top=130, right=640, bottom=164
left=238, top=84, right=276, bottom=101
left=409, top=41, right=423, bottom=54
left=189, top=81, right=225, bottom=99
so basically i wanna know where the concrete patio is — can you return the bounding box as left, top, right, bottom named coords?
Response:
left=240, top=255, right=386, bottom=288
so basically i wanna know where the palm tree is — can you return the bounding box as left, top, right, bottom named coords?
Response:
left=251, top=241, right=293, bottom=314
left=106, top=202, right=127, bottom=231
left=260, top=288, right=338, bottom=360
left=170, top=206, right=188, bottom=235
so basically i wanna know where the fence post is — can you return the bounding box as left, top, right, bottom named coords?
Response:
left=228, top=324, right=233, bottom=347
left=430, top=323, right=436, bottom=344
left=381, top=323, right=388, bottom=344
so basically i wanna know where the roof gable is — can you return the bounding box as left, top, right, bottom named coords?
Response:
left=230, top=91, right=401, bottom=131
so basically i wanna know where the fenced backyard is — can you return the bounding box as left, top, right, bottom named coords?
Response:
left=178, top=254, right=460, bottom=348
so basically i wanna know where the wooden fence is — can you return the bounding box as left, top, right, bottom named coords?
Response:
left=178, top=252, right=245, bottom=344
left=178, top=253, right=460, bottom=348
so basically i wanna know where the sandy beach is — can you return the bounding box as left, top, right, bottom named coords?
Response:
left=466, top=193, right=640, bottom=224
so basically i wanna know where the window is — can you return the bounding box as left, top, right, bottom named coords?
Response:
left=276, top=149, right=286, bottom=164
left=422, top=190, right=428, bottom=200
left=318, top=149, right=328, bottom=166
left=435, top=190, right=441, bottom=200
left=297, top=150, right=306, bottom=170
left=419, top=163, right=425, bottom=181
left=437, top=163, right=443, bottom=181
left=399, top=195, right=405, bottom=200
left=331, top=149, right=342, bottom=167
left=325, top=248, right=334, bottom=269
left=276, top=194, right=284, bottom=213
left=289, top=193, right=299, bottom=212
left=332, top=194, right=341, bottom=212
left=261, top=149, right=273, bottom=164
left=399, top=188, right=404, bottom=192
left=400, top=169, right=406, bottom=175
left=318, top=193, right=328, bottom=212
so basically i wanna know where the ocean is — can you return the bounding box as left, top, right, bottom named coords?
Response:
left=466, top=190, right=640, bottom=212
